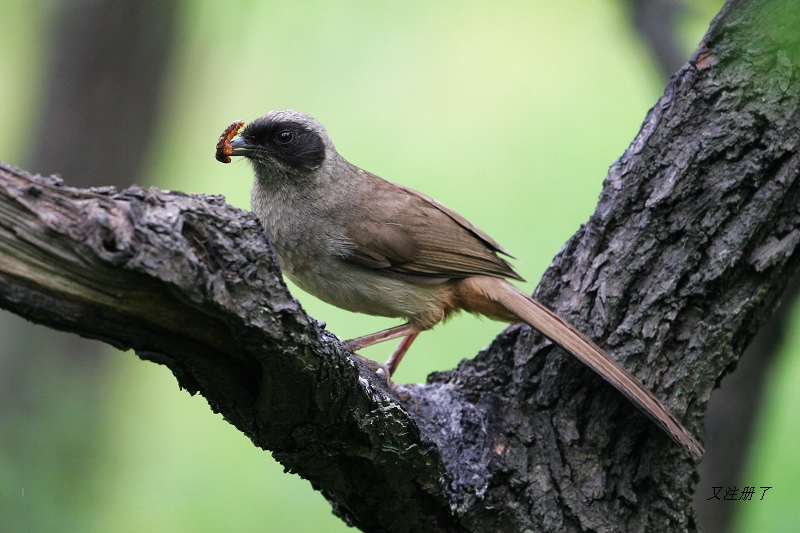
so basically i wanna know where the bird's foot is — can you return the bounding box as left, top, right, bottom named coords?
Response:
left=349, top=353, right=417, bottom=409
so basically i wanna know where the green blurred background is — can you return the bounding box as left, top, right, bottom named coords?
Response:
left=1, top=1, right=797, bottom=532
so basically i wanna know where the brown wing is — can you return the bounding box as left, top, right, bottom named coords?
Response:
left=342, top=172, right=524, bottom=284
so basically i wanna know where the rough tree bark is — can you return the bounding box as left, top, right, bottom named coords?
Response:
left=625, top=3, right=799, bottom=532
left=0, top=0, right=798, bottom=531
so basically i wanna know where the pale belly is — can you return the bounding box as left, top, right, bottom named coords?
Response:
left=283, top=256, right=448, bottom=329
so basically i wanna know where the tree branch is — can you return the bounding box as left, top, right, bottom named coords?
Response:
left=0, top=165, right=459, bottom=530
left=1, top=1, right=799, bottom=531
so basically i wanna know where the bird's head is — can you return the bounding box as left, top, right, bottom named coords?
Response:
left=228, top=110, right=335, bottom=179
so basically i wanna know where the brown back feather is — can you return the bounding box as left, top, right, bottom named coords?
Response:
left=343, top=172, right=524, bottom=283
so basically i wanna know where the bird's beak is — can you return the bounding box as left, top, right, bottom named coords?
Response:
left=228, top=136, right=257, bottom=158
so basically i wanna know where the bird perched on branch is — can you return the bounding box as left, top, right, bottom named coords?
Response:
left=216, top=110, right=703, bottom=459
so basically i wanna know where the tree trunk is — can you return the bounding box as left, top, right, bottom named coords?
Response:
left=0, top=0, right=798, bottom=531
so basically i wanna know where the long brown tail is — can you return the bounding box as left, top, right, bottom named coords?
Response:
left=461, top=276, right=703, bottom=459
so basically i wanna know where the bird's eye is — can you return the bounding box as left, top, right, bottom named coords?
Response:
left=276, top=130, right=294, bottom=144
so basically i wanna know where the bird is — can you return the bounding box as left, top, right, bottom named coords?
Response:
left=216, top=109, right=703, bottom=459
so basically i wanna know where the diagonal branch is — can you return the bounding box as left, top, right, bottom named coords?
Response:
left=0, top=163, right=457, bottom=530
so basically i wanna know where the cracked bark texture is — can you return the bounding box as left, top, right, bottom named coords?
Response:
left=0, top=0, right=799, bottom=530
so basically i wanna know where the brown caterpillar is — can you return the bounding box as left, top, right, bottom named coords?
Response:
left=215, top=120, right=245, bottom=163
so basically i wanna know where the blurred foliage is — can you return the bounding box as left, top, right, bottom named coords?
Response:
left=733, top=297, right=800, bottom=533
left=0, top=1, right=48, bottom=163
left=1, top=1, right=797, bottom=532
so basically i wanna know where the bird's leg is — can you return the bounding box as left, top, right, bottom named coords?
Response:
left=348, top=352, right=393, bottom=382
left=344, top=323, right=418, bottom=352
left=384, top=331, right=419, bottom=376
left=344, top=323, right=421, bottom=391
